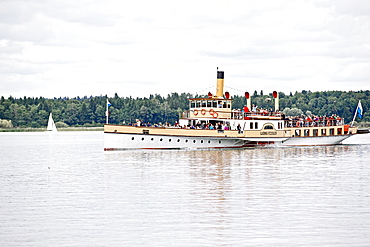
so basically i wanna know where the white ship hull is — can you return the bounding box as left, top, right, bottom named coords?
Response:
left=103, top=122, right=358, bottom=150
left=282, top=134, right=352, bottom=146
left=104, top=132, right=248, bottom=150
left=104, top=132, right=291, bottom=150
left=104, top=132, right=353, bottom=150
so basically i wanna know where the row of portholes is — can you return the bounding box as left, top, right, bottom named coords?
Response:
left=131, top=137, right=222, bottom=144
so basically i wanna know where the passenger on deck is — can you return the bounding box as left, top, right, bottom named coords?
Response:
left=237, top=124, right=242, bottom=134
left=243, top=105, right=249, bottom=112
left=252, top=104, right=257, bottom=112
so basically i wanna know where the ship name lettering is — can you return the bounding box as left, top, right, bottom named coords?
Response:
left=260, top=131, right=277, bottom=135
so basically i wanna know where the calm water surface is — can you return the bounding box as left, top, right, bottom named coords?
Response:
left=0, top=131, right=370, bottom=246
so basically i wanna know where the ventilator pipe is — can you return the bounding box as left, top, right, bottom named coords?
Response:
left=273, top=91, right=279, bottom=111
left=245, top=92, right=251, bottom=111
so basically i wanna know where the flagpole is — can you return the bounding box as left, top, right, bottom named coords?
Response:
left=106, top=99, right=109, bottom=124
left=350, top=100, right=360, bottom=127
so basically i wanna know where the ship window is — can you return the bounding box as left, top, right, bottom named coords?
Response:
left=330, top=128, right=334, bottom=135
left=196, top=101, right=201, bottom=108
left=185, top=140, right=188, bottom=143
left=169, top=139, right=172, bottom=142
left=143, top=130, right=149, bottom=135
left=338, top=128, right=342, bottom=135
left=193, top=140, right=196, bottom=143
left=219, top=141, right=222, bottom=144
left=141, top=138, right=145, bottom=141
left=132, top=137, right=134, bottom=140
left=177, top=139, right=180, bottom=142
left=213, top=101, right=217, bottom=108
left=250, top=122, right=253, bottom=129
left=201, top=140, right=204, bottom=143
left=207, top=101, right=211, bottom=108
left=191, top=102, right=195, bottom=108
left=321, top=129, right=326, bottom=136
left=160, top=138, right=163, bottom=141
left=313, top=129, right=318, bottom=136
left=304, top=129, right=310, bottom=137
left=255, top=122, right=258, bottom=129
left=264, top=125, right=273, bottom=130
left=208, top=140, right=211, bottom=143
left=202, top=101, right=206, bottom=107
left=151, top=138, right=154, bottom=141
left=295, top=129, right=301, bottom=137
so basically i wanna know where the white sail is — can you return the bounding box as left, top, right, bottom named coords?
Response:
left=47, top=113, right=58, bottom=132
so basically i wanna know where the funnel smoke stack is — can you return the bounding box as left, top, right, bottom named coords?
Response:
left=216, top=71, right=224, bottom=98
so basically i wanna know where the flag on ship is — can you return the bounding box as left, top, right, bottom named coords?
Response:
left=357, top=100, right=363, bottom=119
left=107, top=99, right=112, bottom=107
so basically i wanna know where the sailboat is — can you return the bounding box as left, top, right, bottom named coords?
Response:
left=47, top=113, right=58, bottom=132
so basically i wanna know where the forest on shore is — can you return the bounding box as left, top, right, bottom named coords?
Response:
left=0, top=90, right=368, bottom=129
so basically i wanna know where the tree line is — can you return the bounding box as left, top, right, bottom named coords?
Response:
left=0, top=90, right=368, bottom=128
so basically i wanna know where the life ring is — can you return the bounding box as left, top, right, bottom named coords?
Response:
left=194, top=109, right=198, bottom=115
left=213, top=112, right=219, bottom=118
left=201, top=109, right=206, bottom=115
left=209, top=109, right=215, bottom=115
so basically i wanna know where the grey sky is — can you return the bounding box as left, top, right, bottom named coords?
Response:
left=0, top=0, right=369, bottom=98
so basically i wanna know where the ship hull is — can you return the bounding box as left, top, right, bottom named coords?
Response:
left=282, top=134, right=352, bottom=146
left=104, top=132, right=353, bottom=150
left=104, top=132, right=249, bottom=150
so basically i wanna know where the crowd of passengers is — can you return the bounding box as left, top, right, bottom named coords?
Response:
left=283, top=114, right=344, bottom=127
left=234, top=104, right=344, bottom=127
left=133, top=119, right=235, bottom=130
left=132, top=109, right=344, bottom=129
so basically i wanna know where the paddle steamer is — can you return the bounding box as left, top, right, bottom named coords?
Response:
left=104, top=71, right=358, bottom=150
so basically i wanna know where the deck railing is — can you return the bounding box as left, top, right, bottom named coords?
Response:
left=182, top=110, right=345, bottom=127
left=284, top=119, right=344, bottom=128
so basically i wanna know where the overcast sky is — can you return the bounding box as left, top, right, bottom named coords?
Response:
left=0, top=0, right=369, bottom=98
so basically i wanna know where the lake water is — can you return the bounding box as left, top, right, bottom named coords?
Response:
left=0, top=131, right=370, bottom=246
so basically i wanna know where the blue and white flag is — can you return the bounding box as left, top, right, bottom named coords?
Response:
left=357, top=100, right=363, bottom=119
left=107, top=99, right=112, bottom=107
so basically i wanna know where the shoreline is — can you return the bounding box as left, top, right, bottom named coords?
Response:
left=0, top=127, right=104, bottom=132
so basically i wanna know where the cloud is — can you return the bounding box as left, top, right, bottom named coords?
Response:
left=0, top=0, right=369, bottom=99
